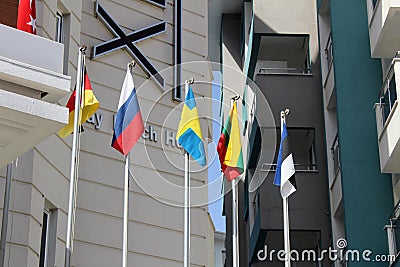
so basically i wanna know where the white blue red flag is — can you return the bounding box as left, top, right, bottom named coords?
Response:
left=111, top=68, right=144, bottom=155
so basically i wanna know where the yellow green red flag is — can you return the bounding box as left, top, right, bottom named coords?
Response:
left=217, top=101, right=244, bottom=181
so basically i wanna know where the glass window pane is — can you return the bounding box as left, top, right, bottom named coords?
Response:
left=39, top=211, right=49, bottom=267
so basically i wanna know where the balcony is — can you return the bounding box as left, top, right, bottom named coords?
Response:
left=384, top=202, right=400, bottom=265
left=375, top=54, right=400, bottom=173
left=368, top=0, right=400, bottom=58
left=254, top=35, right=312, bottom=76
left=330, top=134, right=343, bottom=216
left=0, top=23, right=70, bottom=169
left=323, top=33, right=336, bottom=110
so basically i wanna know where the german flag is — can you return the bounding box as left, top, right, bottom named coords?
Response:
left=58, top=68, right=99, bottom=138
left=217, top=101, right=244, bottom=181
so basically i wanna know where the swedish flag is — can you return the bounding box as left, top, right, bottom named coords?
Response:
left=176, top=85, right=206, bottom=166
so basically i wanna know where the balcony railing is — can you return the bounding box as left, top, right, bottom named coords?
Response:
left=379, top=53, right=400, bottom=127
left=258, top=67, right=311, bottom=75
left=385, top=200, right=400, bottom=264
left=261, top=163, right=318, bottom=172
left=331, top=133, right=340, bottom=176
left=324, top=32, right=333, bottom=70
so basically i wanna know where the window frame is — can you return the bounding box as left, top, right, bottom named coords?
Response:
left=55, top=11, right=64, bottom=43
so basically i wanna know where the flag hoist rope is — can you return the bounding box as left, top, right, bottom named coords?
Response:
left=183, top=78, right=194, bottom=267
left=281, top=109, right=291, bottom=267
left=65, top=46, right=86, bottom=267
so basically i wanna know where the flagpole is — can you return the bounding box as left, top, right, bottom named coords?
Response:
left=0, top=163, right=13, bottom=266
left=184, top=151, right=190, bottom=267
left=281, top=110, right=291, bottom=267
left=232, top=180, right=239, bottom=267
left=122, top=153, right=130, bottom=267
left=230, top=96, right=240, bottom=267
left=65, top=46, right=86, bottom=267
left=121, top=61, right=136, bottom=267
left=183, top=79, right=192, bottom=267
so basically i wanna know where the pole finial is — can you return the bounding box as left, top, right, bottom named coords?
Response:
left=231, top=95, right=240, bottom=101
left=80, top=45, right=87, bottom=53
left=128, top=61, right=136, bottom=70
left=281, top=109, right=290, bottom=118
left=186, top=78, right=194, bottom=84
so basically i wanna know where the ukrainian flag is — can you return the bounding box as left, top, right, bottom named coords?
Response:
left=176, top=86, right=206, bottom=166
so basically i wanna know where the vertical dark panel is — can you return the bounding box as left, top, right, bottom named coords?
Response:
left=173, top=0, right=182, bottom=101
left=0, top=0, right=19, bottom=28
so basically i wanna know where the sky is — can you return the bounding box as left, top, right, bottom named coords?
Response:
left=208, top=71, right=226, bottom=233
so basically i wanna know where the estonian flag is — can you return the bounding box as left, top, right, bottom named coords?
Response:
left=111, top=68, right=144, bottom=155
left=273, top=121, right=297, bottom=198
left=176, top=85, right=206, bottom=166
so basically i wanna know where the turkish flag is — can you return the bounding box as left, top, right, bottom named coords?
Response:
left=17, top=0, right=36, bottom=34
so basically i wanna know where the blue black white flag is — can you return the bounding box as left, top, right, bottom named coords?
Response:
left=273, top=121, right=297, bottom=198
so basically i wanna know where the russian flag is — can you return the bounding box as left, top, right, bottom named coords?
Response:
left=111, top=68, right=144, bottom=156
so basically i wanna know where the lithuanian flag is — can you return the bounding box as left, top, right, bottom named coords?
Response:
left=217, top=101, right=244, bottom=181
left=58, top=68, right=99, bottom=138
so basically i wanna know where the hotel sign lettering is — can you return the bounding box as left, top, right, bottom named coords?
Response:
left=92, top=0, right=166, bottom=88
left=87, top=113, right=181, bottom=147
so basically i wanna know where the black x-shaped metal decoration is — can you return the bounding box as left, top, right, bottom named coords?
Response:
left=143, top=0, right=166, bottom=8
left=92, top=1, right=166, bottom=89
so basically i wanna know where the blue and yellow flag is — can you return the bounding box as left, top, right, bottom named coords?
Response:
left=176, top=86, right=206, bottom=166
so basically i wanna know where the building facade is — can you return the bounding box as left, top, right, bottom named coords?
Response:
left=366, top=0, right=400, bottom=265
left=210, top=0, right=332, bottom=266
left=0, top=0, right=214, bottom=266
left=317, top=0, right=395, bottom=266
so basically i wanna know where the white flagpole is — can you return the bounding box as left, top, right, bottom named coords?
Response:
left=281, top=110, right=291, bottom=267
left=232, top=180, right=239, bottom=267
left=183, top=80, right=191, bottom=267
left=65, top=46, right=86, bottom=267
left=230, top=97, right=240, bottom=267
left=122, top=153, right=130, bottom=267
left=184, top=151, right=190, bottom=267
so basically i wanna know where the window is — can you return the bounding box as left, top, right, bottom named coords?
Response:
left=39, top=207, right=57, bottom=267
left=55, top=11, right=64, bottom=43
left=55, top=7, right=70, bottom=75
left=256, top=35, right=311, bottom=75
left=269, top=127, right=317, bottom=171
left=39, top=210, right=50, bottom=267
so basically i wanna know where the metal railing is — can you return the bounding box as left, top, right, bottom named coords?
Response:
left=379, top=52, right=400, bottom=127
left=324, top=32, right=333, bottom=70
left=261, top=163, right=318, bottom=172
left=330, top=133, right=340, bottom=176
left=386, top=200, right=400, bottom=262
left=258, top=67, right=311, bottom=75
